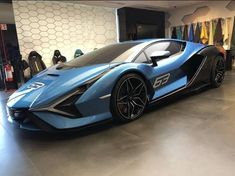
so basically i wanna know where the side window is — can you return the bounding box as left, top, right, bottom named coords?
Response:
left=145, top=41, right=184, bottom=60
left=134, top=52, right=149, bottom=63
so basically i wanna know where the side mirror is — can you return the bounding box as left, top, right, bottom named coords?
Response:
left=150, top=51, right=171, bottom=66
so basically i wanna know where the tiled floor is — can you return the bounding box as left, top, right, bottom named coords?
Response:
left=1, top=72, right=235, bottom=176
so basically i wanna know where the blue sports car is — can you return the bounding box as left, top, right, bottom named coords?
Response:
left=7, top=39, right=225, bottom=131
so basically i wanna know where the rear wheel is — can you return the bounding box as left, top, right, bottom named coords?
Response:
left=111, top=73, right=147, bottom=122
left=211, top=56, right=225, bottom=88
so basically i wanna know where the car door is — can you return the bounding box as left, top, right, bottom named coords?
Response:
left=143, top=41, right=187, bottom=100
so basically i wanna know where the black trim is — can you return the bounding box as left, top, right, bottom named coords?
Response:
left=7, top=107, right=112, bottom=132
left=132, top=40, right=187, bottom=63
left=180, top=54, right=204, bottom=82
left=54, top=94, right=83, bottom=118
left=8, top=107, right=56, bottom=132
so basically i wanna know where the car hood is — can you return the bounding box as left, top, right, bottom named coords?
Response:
left=7, top=63, right=115, bottom=109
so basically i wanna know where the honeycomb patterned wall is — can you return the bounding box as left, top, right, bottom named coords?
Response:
left=12, top=1, right=117, bottom=66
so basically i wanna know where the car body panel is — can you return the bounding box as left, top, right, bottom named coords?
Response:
left=6, top=39, right=223, bottom=131
left=153, top=76, right=187, bottom=99
left=33, top=111, right=111, bottom=129
left=8, top=64, right=111, bottom=108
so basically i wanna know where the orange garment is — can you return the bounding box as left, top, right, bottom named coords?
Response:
left=200, top=22, right=209, bottom=44
left=208, top=21, right=213, bottom=45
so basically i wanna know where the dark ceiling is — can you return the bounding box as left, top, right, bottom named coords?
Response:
left=0, top=0, right=12, bottom=3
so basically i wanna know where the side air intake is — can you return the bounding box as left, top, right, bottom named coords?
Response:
left=180, top=54, right=205, bottom=82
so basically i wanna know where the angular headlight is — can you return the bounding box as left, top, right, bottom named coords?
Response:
left=53, top=72, right=107, bottom=117
left=31, top=70, right=110, bottom=117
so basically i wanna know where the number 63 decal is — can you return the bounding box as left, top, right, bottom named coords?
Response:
left=153, top=73, right=170, bottom=88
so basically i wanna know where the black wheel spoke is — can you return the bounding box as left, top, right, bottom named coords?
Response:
left=133, top=97, right=145, bottom=106
left=127, top=102, right=131, bottom=118
left=132, top=99, right=144, bottom=108
left=129, top=101, right=135, bottom=118
left=218, top=72, right=223, bottom=77
left=214, top=58, right=225, bottom=85
left=126, top=80, right=130, bottom=93
left=116, top=76, right=147, bottom=120
left=127, top=79, right=134, bottom=92
left=117, top=101, right=128, bottom=105
left=117, top=95, right=128, bottom=102
left=133, top=83, right=144, bottom=96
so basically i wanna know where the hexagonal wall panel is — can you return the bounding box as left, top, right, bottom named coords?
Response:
left=13, top=1, right=117, bottom=67
left=226, top=1, right=235, bottom=11
left=181, top=6, right=210, bottom=24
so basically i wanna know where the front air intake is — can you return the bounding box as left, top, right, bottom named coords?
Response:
left=54, top=94, right=83, bottom=118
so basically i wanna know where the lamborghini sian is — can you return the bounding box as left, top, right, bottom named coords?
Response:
left=7, top=39, right=225, bottom=131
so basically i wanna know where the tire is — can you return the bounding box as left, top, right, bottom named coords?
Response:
left=211, top=55, right=225, bottom=88
left=111, top=73, right=148, bottom=122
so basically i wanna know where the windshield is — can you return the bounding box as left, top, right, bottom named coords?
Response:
left=65, top=42, right=142, bottom=67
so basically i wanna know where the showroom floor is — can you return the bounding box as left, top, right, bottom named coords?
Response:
left=1, top=72, right=235, bottom=176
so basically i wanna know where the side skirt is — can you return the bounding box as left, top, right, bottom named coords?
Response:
left=149, top=82, right=210, bottom=104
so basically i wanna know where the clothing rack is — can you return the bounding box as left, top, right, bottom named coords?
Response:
left=170, top=16, right=234, bottom=49
left=171, top=16, right=233, bottom=30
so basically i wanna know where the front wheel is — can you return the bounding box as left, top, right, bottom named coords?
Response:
left=211, top=56, right=225, bottom=88
left=111, top=73, right=148, bottom=122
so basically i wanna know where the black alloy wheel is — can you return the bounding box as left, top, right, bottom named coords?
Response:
left=211, top=56, right=225, bottom=88
left=111, top=73, right=148, bottom=122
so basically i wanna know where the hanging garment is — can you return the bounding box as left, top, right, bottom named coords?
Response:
left=194, top=23, right=201, bottom=43
left=176, top=26, right=182, bottom=39
left=209, top=19, right=217, bottom=44
left=230, top=17, right=235, bottom=56
left=212, top=20, right=217, bottom=36
left=222, top=18, right=231, bottom=50
left=228, top=18, right=233, bottom=49
left=171, top=27, right=177, bottom=39
left=208, top=21, right=214, bottom=45
left=189, top=24, right=194, bottom=42
left=200, top=22, right=209, bottom=44
left=182, top=25, right=189, bottom=41
left=214, top=18, right=223, bottom=46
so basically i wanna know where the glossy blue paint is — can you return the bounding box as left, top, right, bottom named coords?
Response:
left=9, top=65, right=111, bottom=107
left=151, top=42, right=205, bottom=74
left=6, top=39, right=208, bottom=130
left=153, top=76, right=187, bottom=99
